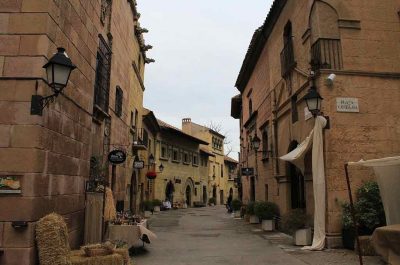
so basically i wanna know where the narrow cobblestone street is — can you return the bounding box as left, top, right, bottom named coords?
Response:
left=133, top=206, right=384, bottom=265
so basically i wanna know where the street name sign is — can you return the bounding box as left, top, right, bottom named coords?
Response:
left=336, top=97, right=359, bottom=113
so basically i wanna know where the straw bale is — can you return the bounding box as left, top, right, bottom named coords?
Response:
left=104, top=188, right=116, bottom=221
left=36, top=213, right=72, bottom=265
left=70, top=250, right=125, bottom=265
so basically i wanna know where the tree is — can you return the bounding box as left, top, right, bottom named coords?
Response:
left=207, top=121, right=235, bottom=156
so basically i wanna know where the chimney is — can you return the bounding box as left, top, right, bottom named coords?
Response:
left=182, top=118, right=192, bottom=134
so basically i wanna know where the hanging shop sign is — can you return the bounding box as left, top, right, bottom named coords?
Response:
left=133, top=160, right=145, bottom=169
left=108, top=150, right=126, bottom=164
left=241, top=167, right=254, bottom=176
left=336, top=97, right=359, bottom=113
left=0, top=176, right=21, bottom=194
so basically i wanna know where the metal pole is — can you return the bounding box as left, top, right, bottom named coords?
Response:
left=344, top=163, right=363, bottom=265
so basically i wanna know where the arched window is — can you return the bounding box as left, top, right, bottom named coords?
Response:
left=262, top=129, right=269, bottom=159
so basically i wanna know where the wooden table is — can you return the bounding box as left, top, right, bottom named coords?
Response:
left=106, top=220, right=147, bottom=248
left=372, top=224, right=400, bottom=264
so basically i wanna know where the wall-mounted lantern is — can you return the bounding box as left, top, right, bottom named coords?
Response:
left=31, top=47, right=76, bottom=115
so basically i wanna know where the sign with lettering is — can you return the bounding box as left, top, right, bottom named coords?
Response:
left=336, top=98, right=359, bottom=113
left=133, top=160, right=144, bottom=169
left=0, top=176, right=21, bottom=194
left=108, top=150, right=127, bottom=164
left=241, top=168, right=254, bottom=176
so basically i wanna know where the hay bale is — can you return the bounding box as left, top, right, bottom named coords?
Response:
left=36, top=213, right=72, bottom=265
left=70, top=250, right=125, bottom=265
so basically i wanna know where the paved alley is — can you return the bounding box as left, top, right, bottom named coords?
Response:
left=133, top=206, right=383, bottom=265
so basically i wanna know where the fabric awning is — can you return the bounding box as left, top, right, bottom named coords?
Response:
left=348, top=156, right=400, bottom=225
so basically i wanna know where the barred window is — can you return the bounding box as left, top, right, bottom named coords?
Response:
left=94, top=36, right=112, bottom=113
left=115, top=86, right=123, bottom=117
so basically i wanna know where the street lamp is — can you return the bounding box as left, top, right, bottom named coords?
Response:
left=31, top=47, right=76, bottom=115
left=251, top=134, right=261, bottom=151
left=304, top=87, right=323, bottom=117
left=158, top=163, right=164, bottom=172
left=148, top=154, right=155, bottom=165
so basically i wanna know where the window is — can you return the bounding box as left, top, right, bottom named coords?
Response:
left=134, top=109, right=138, bottom=127
left=280, top=21, right=296, bottom=77
left=183, top=152, right=189, bottom=164
left=262, top=128, right=269, bottom=160
left=130, top=111, right=134, bottom=127
left=161, top=145, right=167, bottom=159
left=291, top=95, right=298, bottom=123
left=193, top=154, right=198, bottom=166
left=221, top=165, right=223, bottom=178
left=249, top=99, right=253, bottom=115
left=115, top=86, right=123, bottom=117
left=94, top=36, right=112, bottom=112
left=173, top=149, right=180, bottom=162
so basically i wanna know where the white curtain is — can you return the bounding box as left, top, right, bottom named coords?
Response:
left=280, top=116, right=327, bottom=250
left=348, top=156, right=400, bottom=225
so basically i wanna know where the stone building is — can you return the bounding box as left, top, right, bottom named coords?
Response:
left=224, top=156, right=239, bottom=200
left=0, top=0, right=153, bottom=264
left=231, top=0, right=400, bottom=247
left=149, top=118, right=210, bottom=207
left=182, top=118, right=233, bottom=205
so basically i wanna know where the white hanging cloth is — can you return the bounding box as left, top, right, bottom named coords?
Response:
left=348, top=156, right=400, bottom=225
left=280, top=116, right=327, bottom=250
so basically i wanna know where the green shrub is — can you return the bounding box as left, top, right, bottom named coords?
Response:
left=231, top=199, right=242, bottom=211
left=281, top=209, right=307, bottom=235
left=152, top=199, right=162, bottom=207
left=208, top=197, right=216, bottom=205
left=246, top=201, right=256, bottom=215
left=254, top=201, right=279, bottom=220
left=341, top=181, right=386, bottom=234
left=141, top=200, right=153, bottom=211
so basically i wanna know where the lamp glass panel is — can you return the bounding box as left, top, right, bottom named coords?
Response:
left=46, top=64, right=54, bottom=85
left=53, top=64, right=71, bottom=89
left=306, top=98, right=319, bottom=112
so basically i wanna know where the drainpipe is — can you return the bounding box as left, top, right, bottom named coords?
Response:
left=272, top=89, right=280, bottom=175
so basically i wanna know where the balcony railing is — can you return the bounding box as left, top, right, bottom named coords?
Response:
left=311, top=38, right=343, bottom=70
left=132, top=128, right=148, bottom=150
left=280, top=39, right=296, bottom=77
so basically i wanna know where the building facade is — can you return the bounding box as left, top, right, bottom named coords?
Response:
left=224, top=156, right=239, bottom=200
left=0, top=1, right=152, bottom=264
left=182, top=118, right=233, bottom=205
left=150, top=119, right=210, bottom=207
left=231, top=0, right=400, bottom=247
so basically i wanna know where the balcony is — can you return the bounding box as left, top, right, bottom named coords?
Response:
left=132, top=128, right=148, bottom=150
left=280, top=39, right=296, bottom=77
left=311, top=38, right=343, bottom=70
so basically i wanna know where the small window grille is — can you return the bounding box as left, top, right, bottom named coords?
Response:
left=115, top=86, right=123, bottom=117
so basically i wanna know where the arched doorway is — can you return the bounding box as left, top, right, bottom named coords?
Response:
left=250, top=176, right=256, bottom=202
left=202, top=186, right=207, bottom=204
left=229, top=188, right=233, bottom=196
left=165, top=180, right=174, bottom=203
left=287, top=141, right=306, bottom=209
left=185, top=185, right=192, bottom=206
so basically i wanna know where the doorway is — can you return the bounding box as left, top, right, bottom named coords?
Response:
left=288, top=141, right=306, bottom=209
left=220, top=190, right=224, bottom=205
left=186, top=185, right=192, bottom=207
left=165, top=180, right=174, bottom=203
left=203, top=186, right=207, bottom=204
left=212, top=186, right=217, bottom=200
left=130, top=171, right=137, bottom=213
left=250, top=176, right=256, bottom=202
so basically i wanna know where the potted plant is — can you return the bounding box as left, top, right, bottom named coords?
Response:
left=341, top=181, right=386, bottom=249
left=281, top=209, right=311, bottom=246
left=231, top=199, right=242, bottom=218
left=254, top=201, right=279, bottom=231
left=246, top=201, right=259, bottom=224
left=152, top=199, right=162, bottom=212
left=208, top=197, right=216, bottom=206
left=141, top=200, right=153, bottom=218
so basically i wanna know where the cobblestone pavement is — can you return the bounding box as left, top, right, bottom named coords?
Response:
left=132, top=206, right=384, bottom=265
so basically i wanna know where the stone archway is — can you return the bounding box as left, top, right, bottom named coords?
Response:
left=183, top=178, right=195, bottom=207
left=165, top=180, right=175, bottom=203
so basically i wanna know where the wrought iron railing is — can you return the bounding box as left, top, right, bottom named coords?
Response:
left=132, top=128, right=148, bottom=149
left=311, top=38, right=343, bottom=70
left=280, top=39, right=296, bottom=77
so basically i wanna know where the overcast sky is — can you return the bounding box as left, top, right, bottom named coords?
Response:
left=138, top=1, right=274, bottom=159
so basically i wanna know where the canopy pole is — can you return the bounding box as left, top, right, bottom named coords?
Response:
left=344, top=163, right=363, bottom=265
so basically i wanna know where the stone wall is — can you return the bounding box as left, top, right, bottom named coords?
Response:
left=0, top=0, right=146, bottom=264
